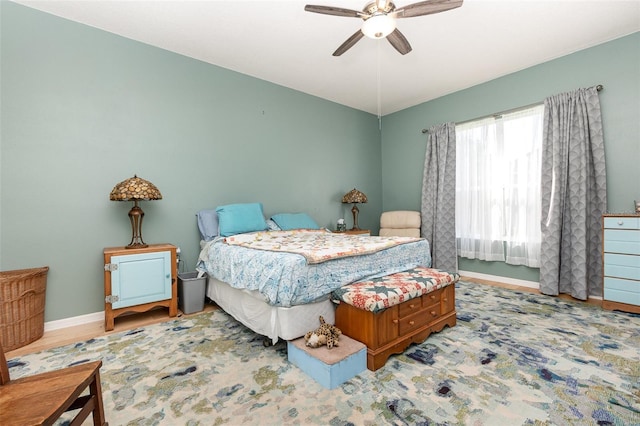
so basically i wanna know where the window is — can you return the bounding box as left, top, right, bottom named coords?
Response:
left=455, top=105, right=544, bottom=268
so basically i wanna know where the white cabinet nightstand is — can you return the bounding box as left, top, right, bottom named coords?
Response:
left=602, top=214, right=640, bottom=314
left=103, top=244, right=178, bottom=331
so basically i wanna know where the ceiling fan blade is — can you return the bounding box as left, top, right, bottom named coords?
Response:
left=396, top=0, right=463, bottom=18
left=304, top=5, right=362, bottom=18
left=386, top=29, right=412, bottom=55
left=333, top=30, right=365, bottom=56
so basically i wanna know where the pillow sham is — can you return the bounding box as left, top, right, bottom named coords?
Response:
left=196, top=209, right=219, bottom=241
left=216, top=203, right=268, bottom=237
left=271, top=213, right=320, bottom=231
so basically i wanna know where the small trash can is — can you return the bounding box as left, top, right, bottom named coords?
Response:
left=178, top=272, right=207, bottom=314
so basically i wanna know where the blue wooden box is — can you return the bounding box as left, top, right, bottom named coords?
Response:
left=287, top=335, right=366, bottom=389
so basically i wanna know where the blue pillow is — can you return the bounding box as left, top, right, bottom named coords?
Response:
left=216, top=203, right=268, bottom=237
left=196, top=209, right=219, bottom=241
left=271, top=213, right=320, bottom=231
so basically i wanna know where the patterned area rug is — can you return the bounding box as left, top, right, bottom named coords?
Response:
left=7, top=281, right=640, bottom=425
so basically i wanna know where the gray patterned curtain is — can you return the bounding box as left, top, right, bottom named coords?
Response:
left=540, top=86, right=607, bottom=300
left=421, top=122, right=457, bottom=272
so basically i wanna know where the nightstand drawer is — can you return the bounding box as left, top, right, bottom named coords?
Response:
left=603, top=253, right=640, bottom=280
left=604, top=217, right=640, bottom=230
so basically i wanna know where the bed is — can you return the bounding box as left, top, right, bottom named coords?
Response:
left=195, top=204, right=432, bottom=344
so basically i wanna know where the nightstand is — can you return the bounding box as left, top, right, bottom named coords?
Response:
left=103, top=243, right=178, bottom=331
left=334, top=229, right=370, bottom=236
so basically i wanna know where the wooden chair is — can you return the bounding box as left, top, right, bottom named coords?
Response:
left=0, top=341, right=107, bottom=426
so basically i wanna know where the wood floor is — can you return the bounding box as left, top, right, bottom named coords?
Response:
left=5, top=278, right=601, bottom=359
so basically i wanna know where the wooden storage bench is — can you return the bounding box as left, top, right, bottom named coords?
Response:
left=332, top=267, right=458, bottom=371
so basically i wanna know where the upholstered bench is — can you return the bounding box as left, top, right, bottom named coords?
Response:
left=332, top=267, right=459, bottom=371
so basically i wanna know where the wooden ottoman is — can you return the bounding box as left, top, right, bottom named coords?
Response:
left=332, top=267, right=458, bottom=371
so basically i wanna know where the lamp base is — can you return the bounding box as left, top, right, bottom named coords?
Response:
left=350, top=204, right=361, bottom=231
left=126, top=202, right=148, bottom=249
left=126, top=242, right=148, bottom=249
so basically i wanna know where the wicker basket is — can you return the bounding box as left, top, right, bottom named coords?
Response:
left=0, top=266, right=49, bottom=351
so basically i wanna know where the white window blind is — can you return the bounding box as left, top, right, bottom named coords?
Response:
left=455, top=104, right=544, bottom=268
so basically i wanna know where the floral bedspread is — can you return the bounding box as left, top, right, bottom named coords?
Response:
left=224, top=229, right=421, bottom=264
left=331, top=267, right=459, bottom=313
left=196, top=233, right=432, bottom=307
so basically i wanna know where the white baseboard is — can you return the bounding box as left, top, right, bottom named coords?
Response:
left=43, top=271, right=603, bottom=332
left=458, top=270, right=540, bottom=289
left=44, top=311, right=104, bottom=332
left=458, top=270, right=603, bottom=302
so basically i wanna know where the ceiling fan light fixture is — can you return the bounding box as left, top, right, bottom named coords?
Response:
left=362, top=13, right=396, bottom=39
left=306, top=0, right=462, bottom=55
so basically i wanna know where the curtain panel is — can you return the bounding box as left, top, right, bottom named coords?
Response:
left=539, top=86, right=607, bottom=299
left=421, top=122, right=457, bottom=272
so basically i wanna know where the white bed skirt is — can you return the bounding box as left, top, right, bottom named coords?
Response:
left=206, top=277, right=336, bottom=344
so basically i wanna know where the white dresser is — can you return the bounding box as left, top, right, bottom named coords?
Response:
left=602, top=214, right=640, bottom=314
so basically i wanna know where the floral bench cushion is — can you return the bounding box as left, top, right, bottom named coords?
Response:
left=331, top=267, right=459, bottom=313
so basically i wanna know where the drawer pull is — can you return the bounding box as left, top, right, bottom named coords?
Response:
left=443, top=298, right=448, bottom=302
left=431, top=311, right=437, bottom=316
left=618, top=220, right=623, bottom=226
left=409, top=320, right=415, bottom=326
left=409, top=303, right=416, bottom=309
left=392, top=319, right=398, bottom=324
left=430, top=295, right=436, bottom=300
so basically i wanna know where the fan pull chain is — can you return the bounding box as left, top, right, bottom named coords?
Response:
left=377, top=40, right=382, bottom=130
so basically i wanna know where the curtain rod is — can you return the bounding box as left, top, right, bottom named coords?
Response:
left=420, top=84, right=603, bottom=134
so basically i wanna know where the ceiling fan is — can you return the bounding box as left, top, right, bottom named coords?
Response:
left=305, top=0, right=463, bottom=56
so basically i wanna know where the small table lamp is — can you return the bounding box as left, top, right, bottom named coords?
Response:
left=109, top=175, right=162, bottom=249
left=342, top=188, right=368, bottom=230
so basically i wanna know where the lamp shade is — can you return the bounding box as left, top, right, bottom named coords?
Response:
left=110, top=175, right=162, bottom=201
left=342, top=188, right=368, bottom=204
left=110, top=175, right=162, bottom=249
left=361, top=13, right=396, bottom=39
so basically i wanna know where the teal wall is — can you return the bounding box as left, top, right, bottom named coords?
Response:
left=2, top=1, right=638, bottom=322
left=381, top=32, right=640, bottom=282
left=0, top=2, right=381, bottom=322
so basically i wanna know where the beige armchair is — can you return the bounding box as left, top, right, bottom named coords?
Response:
left=379, top=210, right=421, bottom=238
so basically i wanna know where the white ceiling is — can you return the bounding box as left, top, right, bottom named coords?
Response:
left=14, top=0, right=640, bottom=115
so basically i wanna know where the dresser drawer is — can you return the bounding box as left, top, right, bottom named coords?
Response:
left=603, top=253, right=640, bottom=280
left=422, top=291, right=440, bottom=309
left=604, top=286, right=640, bottom=305
left=603, top=230, right=640, bottom=254
left=398, top=310, right=436, bottom=335
left=604, top=277, right=640, bottom=292
left=398, top=299, right=423, bottom=318
left=604, top=217, right=640, bottom=230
